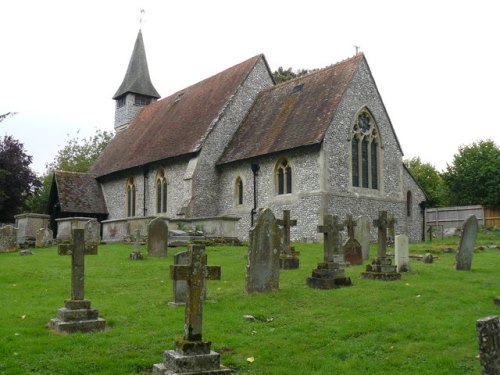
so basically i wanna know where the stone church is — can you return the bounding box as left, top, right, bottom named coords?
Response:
left=49, top=30, right=426, bottom=242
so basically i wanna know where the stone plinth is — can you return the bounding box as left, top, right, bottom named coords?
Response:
left=49, top=299, right=106, bottom=334
left=476, top=316, right=500, bottom=375
left=307, top=261, right=352, bottom=289
left=279, top=250, right=300, bottom=270
left=361, top=257, right=401, bottom=281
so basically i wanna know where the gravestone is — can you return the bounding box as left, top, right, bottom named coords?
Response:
left=422, top=253, right=434, bottom=263
left=153, top=244, right=230, bottom=374
left=0, top=225, right=18, bottom=253
left=246, top=208, right=281, bottom=294
left=354, top=215, right=371, bottom=259
left=342, top=215, right=363, bottom=265
left=35, top=228, right=53, bottom=248
left=394, top=234, right=410, bottom=272
left=307, top=214, right=352, bottom=289
left=362, top=211, right=401, bottom=281
left=84, top=219, right=100, bottom=245
left=476, top=316, right=500, bottom=374
left=129, top=229, right=144, bottom=260
left=455, top=215, right=479, bottom=271
left=169, top=250, right=207, bottom=306
left=276, top=210, right=300, bottom=269
left=387, top=214, right=396, bottom=245
left=49, top=229, right=106, bottom=333
left=148, top=217, right=168, bottom=257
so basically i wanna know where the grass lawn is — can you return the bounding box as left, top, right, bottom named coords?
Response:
left=0, top=229, right=499, bottom=374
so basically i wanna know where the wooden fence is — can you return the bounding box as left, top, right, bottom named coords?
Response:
left=425, top=205, right=500, bottom=229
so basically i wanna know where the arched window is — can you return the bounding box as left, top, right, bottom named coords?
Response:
left=276, top=159, right=292, bottom=195
left=351, top=109, right=380, bottom=189
left=407, top=191, right=412, bottom=217
left=155, top=169, right=167, bottom=214
left=235, top=176, right=243, bottom=206
left=126, top=177, right=136, bottom=217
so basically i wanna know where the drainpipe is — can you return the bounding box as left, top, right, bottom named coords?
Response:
left=143, top=167, right=149, bottom=217
left=250, top=163, right=260, bottom=226
left=419, top=201, right=427, bottom=241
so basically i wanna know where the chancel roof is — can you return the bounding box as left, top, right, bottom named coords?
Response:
left=113, top=30, right=160, bottom=99
left=92, top=54, right=264, bottom=178
left=218, top=54, right=364, bottom=165
left=53, top=171, right=108, bottom=214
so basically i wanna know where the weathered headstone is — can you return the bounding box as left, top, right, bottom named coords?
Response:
left=342, top=215, right=363, bottom=265
left=307, top=214, right=352, bottom=289
left=49, top=229, right=106, bottom=333
left=354, top=215, right=371, bottom=259
left=153, top=244, right=230, bottom=374
left=35, top=228, right=53, bottom=248
left=169, top=250, right=207, bottom=306
left=422, top=253, right=434, bottom=263
left=476, top=316, right=500, bottom=374
left=84, top=219, right=100, bottom=244
left=147, top=217, right=168, bottom=257
left=0, top=225, right=18, bottom=253
left=246, top=208, right=281, bottom=294
left=394, top=234, right=410, bottom=272
left=362, top=211, right=401, bottom=281
left=455, top=215, right=479, bottom=271
left=129, top=229, right=144, bottom=260
left=387, top=214, right=396, bottom=245
left=276, top=210, right=299, bottom=269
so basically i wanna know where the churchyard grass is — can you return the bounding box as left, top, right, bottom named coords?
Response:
left=0, top=231, right=498, bottom=374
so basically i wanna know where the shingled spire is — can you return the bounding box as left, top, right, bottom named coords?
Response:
left=113, top=30, right=160, bottom=131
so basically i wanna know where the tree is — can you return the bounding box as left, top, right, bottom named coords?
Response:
left=442, top=140, right=500, bottom=207
left=272, top=67, right=315, bottom=83
left=404, top=157, right=447, bottom=207
left=0, top=112, right=17, bottom=123
left=0, top=135, right=41, bottom=222
left=27, top=129, right=114, bottom=214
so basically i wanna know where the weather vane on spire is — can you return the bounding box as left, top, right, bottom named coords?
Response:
left=139, top=9, right=145, bottom=30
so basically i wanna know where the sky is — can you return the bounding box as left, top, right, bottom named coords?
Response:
left=1, top=0, right=499, bottom=175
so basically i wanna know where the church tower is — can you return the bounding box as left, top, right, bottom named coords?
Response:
left=113, top=30, right=160, bottom=131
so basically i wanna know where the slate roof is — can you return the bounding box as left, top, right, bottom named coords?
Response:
left=53, top=171, right=108, bottom=214
left=92, top=54, right=265, bottom=178
left=113, top=30, right=160, bottom=99
left=218, top=54, right=364, bottom=165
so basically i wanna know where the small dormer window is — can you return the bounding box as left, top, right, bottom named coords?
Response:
left=135, top=94, right=152, bottom=106
left=117, top=95, right=126, bottom=108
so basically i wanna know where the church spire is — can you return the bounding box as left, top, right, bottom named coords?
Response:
left=113, top=29, right=160, bottom=131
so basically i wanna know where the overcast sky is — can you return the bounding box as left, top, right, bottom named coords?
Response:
left=1, top=0, right=499, bottom=175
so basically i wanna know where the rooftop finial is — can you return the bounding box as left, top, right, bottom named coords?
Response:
left=354, top=45, right=360, bottom=55
left=139, top=9, right=145, bottom=30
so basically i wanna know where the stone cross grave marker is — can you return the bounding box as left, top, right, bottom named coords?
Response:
left=0, top=225, right=18, bottom=253
left=373, top=211, right=389, bottom=257
left=147, top=217, right=168, bottom=257
left=129, top=229, right=144, bottom=260
left=49, top=229, right=105, bottom=333
left=276, top=210, right=297, bottom=256
left=317, top=214, right=344, bottom=263
left=476, top=315, right=500, bottom=374
left=395, top=234, right=410, bottom=272
left=169, top=250, right=206, bottom=306
left=387, top=214, right=396, bottom=245
left=246, top=208, right=281, bottom=293
left=154, top=244, right=230, bottom=374
left=456, top=215, right=479, bottom=271
left=355, top=215, right=371, bottom=259
left=343, top=214, right=363, bottom=265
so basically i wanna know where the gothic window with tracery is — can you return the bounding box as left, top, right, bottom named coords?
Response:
left=126, top=177, right=136, bottom=217
left=155, top=169, right=167, bottom=214
left=276, top=159, right=292, bottom=195
left=351, top=109, right=380, bottom=189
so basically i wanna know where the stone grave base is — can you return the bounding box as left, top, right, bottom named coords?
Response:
left=49, top=299, right=106, bottom=333
left=306, top=262, right=352, bottom=289
left=279, top=255, right=299, bottom=269
left=361, top=257, right=401, bottom=281
left=129, top=251, right=144, bottom=260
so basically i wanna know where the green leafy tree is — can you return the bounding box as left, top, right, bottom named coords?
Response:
left=272, top=67, right=315, bottom=83
left=0, top=135, right=41, bottom=222
left=404, top=157, right=447, bottom=207
left=442, top=140, right=500, bottom=207
left=27, top=129, right=113, bottom=213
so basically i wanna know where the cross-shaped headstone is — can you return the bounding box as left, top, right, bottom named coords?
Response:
left=373, top=211, right=388, bottom=257
left=276, top=210, right=297, bottom=255
left=170, top=244, right=221, bottom=342
left=318, top=214, right=344, bottom=262
left=344, top=214, right=357, bottom=240
left=58, top=229, right=86, bottom=301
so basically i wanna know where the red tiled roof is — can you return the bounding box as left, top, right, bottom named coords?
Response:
left=92, top=54, right=264, bottom=178
left=218, top=54, right=364, bottom=164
